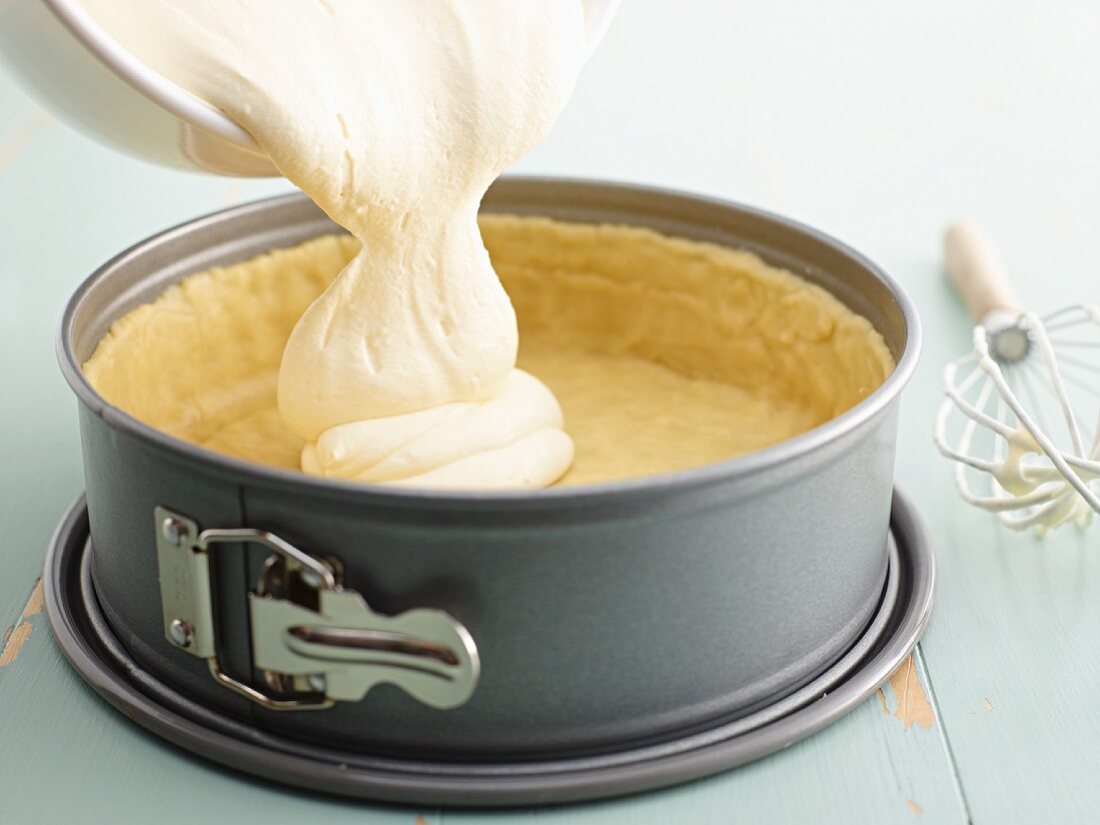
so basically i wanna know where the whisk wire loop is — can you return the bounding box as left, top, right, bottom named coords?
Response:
left=935, top=304, right=1100, bottom=531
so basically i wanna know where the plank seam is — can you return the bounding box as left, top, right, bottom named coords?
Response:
left=916, top=643, right=975, bottom=824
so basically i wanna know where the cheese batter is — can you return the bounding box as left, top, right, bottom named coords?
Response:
left=84, top=217, right=896, bottom=487
left=81, top=0, right=589, bottom=488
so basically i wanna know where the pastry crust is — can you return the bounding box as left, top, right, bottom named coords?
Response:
left=84, top=216, right=894, bottom=486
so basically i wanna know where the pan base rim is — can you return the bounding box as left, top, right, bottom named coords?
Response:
left=42, top=489, right=934, bottom=807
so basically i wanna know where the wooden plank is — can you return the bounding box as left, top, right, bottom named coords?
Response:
left=796, top=2, right=1100, bottom=820
left=0, top=610, right=440, bottom=825
left=0, top=75, right=288, bottom=632
left=441, top=650, right=965, bottom=825
left=0, top=618, right=963, bottom=824
left=562, top=2, right=1100, bottom=820
left=898, top=303, right=1100, bottom=825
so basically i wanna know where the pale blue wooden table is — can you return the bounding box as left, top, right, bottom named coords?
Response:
left=2, top=2, right=1098, bottom=822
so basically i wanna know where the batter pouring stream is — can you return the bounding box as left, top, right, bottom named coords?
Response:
left=82, top=0, right=585, bottom=487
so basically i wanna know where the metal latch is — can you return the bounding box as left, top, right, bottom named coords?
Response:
left=154, top=506, right=479, bottom=711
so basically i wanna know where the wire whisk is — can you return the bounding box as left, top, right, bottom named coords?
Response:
left=934, top=221, right=1100, bottom=531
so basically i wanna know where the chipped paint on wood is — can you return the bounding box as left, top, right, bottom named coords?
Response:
left=983, top=698, right=993, bottom=711
left=22, top=580, right=43, bottom=618
left=219, top=180, right=244, bottom=208
left=0, top=579, right=43, bottom=667
left=907, top=799, right=923, bottom=815
left=0, top=109, right=53, bottom=175
left=878, top=655, right=935, bottom=730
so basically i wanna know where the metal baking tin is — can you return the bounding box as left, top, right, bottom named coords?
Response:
left=44, top=490, right=934, bottom=806
left=56, top=178, right=923, bottom=764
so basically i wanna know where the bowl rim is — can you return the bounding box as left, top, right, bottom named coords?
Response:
left=43, top=0, right=261, bottom=151
left=57, top=176, right=923, bottom=508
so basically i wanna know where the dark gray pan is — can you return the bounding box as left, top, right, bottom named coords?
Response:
left=55, top=178, right=923, bottom=762
left=44, top=490, right=932, bottom=805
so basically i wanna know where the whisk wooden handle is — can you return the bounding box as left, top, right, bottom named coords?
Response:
left=944, top=220, right=1021, bottom=324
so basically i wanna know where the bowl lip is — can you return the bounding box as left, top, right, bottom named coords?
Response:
left=57, top=176, right=923, bottom=509
left=42, top=0, right=261, bottom=151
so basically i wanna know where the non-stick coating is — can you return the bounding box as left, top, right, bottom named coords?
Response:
left=58, top=178, right=921, bottom=758
left=43, top=490, right=934, bottom=806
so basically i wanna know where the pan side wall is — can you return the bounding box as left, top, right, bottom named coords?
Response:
left=81, top=396, right=897, bottom=758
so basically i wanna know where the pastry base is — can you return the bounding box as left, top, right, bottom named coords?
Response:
left=83, top=216, right=894, bottom=486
